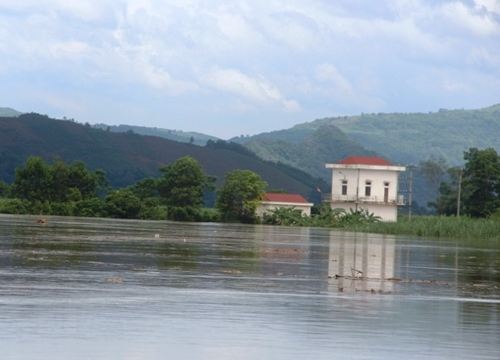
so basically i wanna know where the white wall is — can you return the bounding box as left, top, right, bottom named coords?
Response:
left=330, top=168, right=400, bottom=201
left=326, top=164, right=405, bottom=222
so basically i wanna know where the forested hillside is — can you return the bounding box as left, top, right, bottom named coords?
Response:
left=233, top=104, right=500, bottom=167
left=93, top=123, right=219, bottom=146
left=0, top=113, right=326, bottom=201
left=229, top=104, right=500, bottom=211
left=3, top=103, right=498, bottom=212
left=240, top=124, right=381, bottom=181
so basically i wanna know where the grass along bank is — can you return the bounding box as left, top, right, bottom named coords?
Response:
left=342, top=215, right=500, bottom=241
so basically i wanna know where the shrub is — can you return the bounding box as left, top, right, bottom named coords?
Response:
left=0, top=199, right=28, bottom=214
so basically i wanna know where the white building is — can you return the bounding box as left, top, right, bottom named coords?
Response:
left=256, top=193, right=314, bottom=218
left=324, top=156, right=406, bottom=222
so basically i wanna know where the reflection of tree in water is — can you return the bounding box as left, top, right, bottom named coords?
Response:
left=8, top=221, right=95, bottom=268
left=458, top=301, right=500, bottom=326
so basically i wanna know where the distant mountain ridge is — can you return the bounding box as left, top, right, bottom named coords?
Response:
left=0, top=113, right=326, bottom=202
left=0, top=107, right=22, bottom=117
left=93, top=123, right=219, bottom=146
left=232, top=104, right=500, bottom=167
left=2, top=103, right=499, bottom=211
left=235, top=124, right=382, bottom=181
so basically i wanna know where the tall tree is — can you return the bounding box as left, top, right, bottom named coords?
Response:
left=215, top=170, right=267, bottom=223
left=0, top=180, right=11, bottom=198
left=13, top=156, right=109, bottom=203
left=13, top=156, right=52, bottom=203
left=67, top=161, right=100, bottom=200
left=105, top=190, right=142, bottom=219
left=126, top=178, right=160, bottom=200
left=462, top=147, right=500, bottom=218
left=49, top=158, right=72, bottom=202
left=157, top=156, right=215, bottom=208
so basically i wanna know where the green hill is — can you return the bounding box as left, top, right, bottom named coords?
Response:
left=240, top=124, right=382, bottom=181
left=235, top=104, right=500, bottom=167
left=0, top=113, right=326, bottom=202
left=93, top=124, right=219, bottom=146
left=229, top=104, right=500, bottom=211
left=0, top=107, right=22, bottom=117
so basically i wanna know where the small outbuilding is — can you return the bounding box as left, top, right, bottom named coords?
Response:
left=324, top=156, right=406, bottom=222
left=256, top=193, right=314, bottom=218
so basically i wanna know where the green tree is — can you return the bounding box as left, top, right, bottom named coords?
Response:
left=0, top=198, right=28, bottom=214
left=13, top=156, right=52, bottom=203
left=263, top=207, right=303, bottom=226
left=13, top=157, right=109, bottom=204
left=0, top=180, right=11, bottom=198
left=105, top=190, right=142, bottom=219
left=462, top=147, right=500, bottom=218
left=126, top=178, right=159, bottom=200
left=67, top=160, right=101, bottom=200
left=157, top=156, right=215, bottom=208
left=49, top=157, right=70, bottom=202
left=74, top=198, right=107, bottom=217
left=215, top=170, right=267, bottom=223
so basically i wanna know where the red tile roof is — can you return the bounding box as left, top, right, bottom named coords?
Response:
left=338, top=156, right=393, bottom=166
left=262, top=193, right=310, bottom=203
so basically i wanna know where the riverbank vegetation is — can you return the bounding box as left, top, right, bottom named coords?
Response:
left=262, top=206, right=500, bottom=241
left=2, top=147, right=500, bottom=240
left=341, top=215, right=500, bottom=241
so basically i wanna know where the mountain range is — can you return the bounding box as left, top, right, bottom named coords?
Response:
left=1, top=104, right=499, bottom=210
left=0, top=112, right=326, bottom=204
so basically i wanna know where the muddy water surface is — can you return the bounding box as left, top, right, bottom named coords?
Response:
left=1, top=214, right=499, bottom=359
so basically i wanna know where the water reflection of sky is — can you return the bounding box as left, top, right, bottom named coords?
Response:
left=1, top=215, right=499, bottom=360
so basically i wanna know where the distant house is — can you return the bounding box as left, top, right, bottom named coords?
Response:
left=324, top=156, right=406, bottom=222
left=256, top=193, right=314, bottom=218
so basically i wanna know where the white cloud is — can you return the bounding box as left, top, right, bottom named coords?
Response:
left=200, top=67, right=300, bottom=111
left=0, top=0, right=115, bottom=22
left=474, top=0, right=500, bottom=15
left=315, top=63, right=353, bottom=95
left=313, top=63, right=384, bottom=110
left=466, top=47, right=500, bottom=68
left=0, top=0, right=498, bottom=137
left=440, top=1, right=500, bottom=37
left=443, top=79, right=471, bottom=93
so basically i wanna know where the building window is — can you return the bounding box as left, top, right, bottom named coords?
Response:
left=384, top=182, right=389, bottom=202
left=365, top=180, right=372, bottom=197
left=341, top=180, right=348, bottom=195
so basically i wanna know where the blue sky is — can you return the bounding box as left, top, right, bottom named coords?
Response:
left=1, top=0, right=499, bottom=138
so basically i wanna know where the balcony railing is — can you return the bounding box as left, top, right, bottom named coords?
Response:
left=322, top=194, right=406, bottom=206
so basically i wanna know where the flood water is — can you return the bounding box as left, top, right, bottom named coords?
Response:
left=1, top=214, right=499, bottom=359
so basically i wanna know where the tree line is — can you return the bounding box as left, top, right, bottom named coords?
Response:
left=1, top=146, right=499, bottom=226
left=0, top=156, right=268, bottom=223
left=420, top=147, right=500, bottom=218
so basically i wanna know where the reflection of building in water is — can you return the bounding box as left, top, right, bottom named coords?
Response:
left=328, top=231, right=396, bottom=292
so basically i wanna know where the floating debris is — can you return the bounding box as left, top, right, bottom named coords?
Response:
left=106, top=277, right=124, bottom=283
left=351, top=267, right=363, bottom=278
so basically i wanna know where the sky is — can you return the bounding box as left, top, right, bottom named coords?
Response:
left=1, top=0, right=499, bottom=139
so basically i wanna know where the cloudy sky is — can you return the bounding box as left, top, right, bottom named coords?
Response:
left=1, top=1, right=499, bottom=138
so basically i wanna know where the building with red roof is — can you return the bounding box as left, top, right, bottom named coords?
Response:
left=337, top=156, right=394, bottom=166
left=256, top=193, right=314, bottom=218
left=325, top=156, right=406, bottom=221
